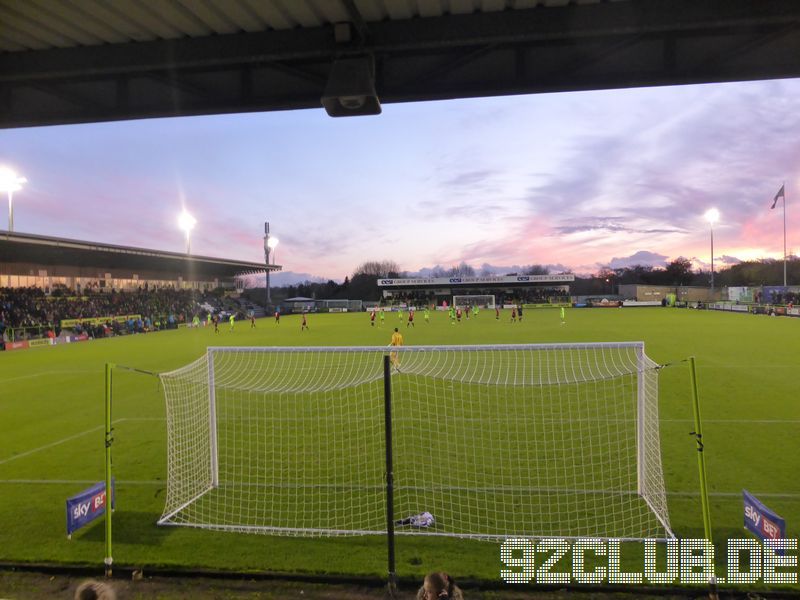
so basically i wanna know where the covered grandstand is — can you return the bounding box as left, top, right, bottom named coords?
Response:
left=0, top=230, right=278, bottom=292
left=377, top=274, right=575, bottom=307
left=0, top=230, right=280, bottom=345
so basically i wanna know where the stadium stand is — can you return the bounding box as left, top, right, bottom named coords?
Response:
left=0, top=287, right=229, bottom=343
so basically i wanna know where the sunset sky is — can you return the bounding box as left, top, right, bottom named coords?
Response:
left=2, top=77, right=799, bottom=283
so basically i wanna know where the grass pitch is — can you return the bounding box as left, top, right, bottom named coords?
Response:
left=1, top=307, right=799, bottom=582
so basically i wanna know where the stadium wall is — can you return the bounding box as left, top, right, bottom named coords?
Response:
left=618, top=284, right=720, bottom=302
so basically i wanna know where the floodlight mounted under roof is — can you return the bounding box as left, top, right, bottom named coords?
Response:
left=322, top=56, right=382, bottom=117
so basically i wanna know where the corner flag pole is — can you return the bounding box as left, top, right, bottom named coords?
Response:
left=101, top=363, right=158, bottom=578
left=104, top=363, right=115, bottom=577
left=688, top=357, right=712, bottom=542
left=688, top=356, right=717, bottom=598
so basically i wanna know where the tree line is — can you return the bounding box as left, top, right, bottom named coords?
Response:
left=581, top=256, right=800, bottom=295
left=243, top=256, right=800, bottom=305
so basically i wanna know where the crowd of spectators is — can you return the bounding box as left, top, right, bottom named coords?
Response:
left=387, top=287, right=570, bottom=308
left=389, top=291, right=437, bottom=306
left=762, top=290, right=799, bottom=305
left=493, top=288, right=570, bottom=306
left=0, top=287, right=211, bottom=340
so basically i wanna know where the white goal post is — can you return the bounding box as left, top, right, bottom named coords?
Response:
left=157, top=343, right=673, bottom=541
left=452, top=294, right=495, bottom=309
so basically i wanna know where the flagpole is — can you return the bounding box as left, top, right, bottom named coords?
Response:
left=783, top=181, right=787, bottom=287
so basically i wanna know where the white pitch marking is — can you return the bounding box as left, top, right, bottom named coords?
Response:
left=3, top=369, right=101, bottom=384
left=0, top=417, right=135, bottom=465
left=0, top=479, right=164, bottom=486
left=0, top=425, right=106, bottom=465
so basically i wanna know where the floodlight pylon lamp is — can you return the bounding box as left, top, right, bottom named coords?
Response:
left=178, top=210, right=197, bottom=254
left=0, top=167, right=27, bottom=193
left=704, top=208, right=720, bottom=225
left=0, top=167, right=27, bottom=232
left=267, top=236, right=279, bottom=250
left=178, top=210, right=196, bottom=233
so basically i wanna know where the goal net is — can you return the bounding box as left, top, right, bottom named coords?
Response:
left=158, top=343, right=673, bottom=541
left=452, top=295, right=495, bottom=309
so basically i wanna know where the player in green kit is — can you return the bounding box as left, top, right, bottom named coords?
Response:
left=229, top=314, right=235, bottom=331
left=379, top=308, right=385, bottom=326
left=206, top=313, right=212, bottom=327
left=449, top=306, right=455, bottom=325
left=424, top=307, right=430, bottom=323
left=560, top=306, right=566, bottom=325
left=192, top=315, right=200, bottom=328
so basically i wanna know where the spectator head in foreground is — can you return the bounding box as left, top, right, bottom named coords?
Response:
left=416, top=571, right=463, bottom=600
left=74, top=579, right=116, bottom=600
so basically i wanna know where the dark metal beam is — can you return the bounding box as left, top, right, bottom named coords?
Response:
left=340, top=0, right=370, bottom=44
left=402, top=44, right=498, bottom=88
left=693, top=21, right=800, bottom=72
left=145, top=71, right=220, bottom=103
left=3, top=0, right=797, bottom=84
left=1, top=0, right=799, bottom=128
left=0, top=26, right=335, bottom=83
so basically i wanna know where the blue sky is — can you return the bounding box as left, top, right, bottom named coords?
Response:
left=2, top=77, right=799, bottom=283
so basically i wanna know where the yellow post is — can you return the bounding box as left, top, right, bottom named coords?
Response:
left=104, top=363, right=115, bottom=577
left=688, top=356, right=717, bottom=599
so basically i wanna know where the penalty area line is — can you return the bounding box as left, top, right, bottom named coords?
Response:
left=3, top=369, right=102, bottom=384
left=0, top=479, right=163, bottom=486
left=0, top=417, right=133, bottom=466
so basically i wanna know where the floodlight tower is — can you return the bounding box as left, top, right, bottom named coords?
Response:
left=264, top=223, right=279, bottom=308
left=178, top=210, right=196, bottom=254
left=0, top=167, right=27, bottom=232
left=704, top=208, right=720, bottom=299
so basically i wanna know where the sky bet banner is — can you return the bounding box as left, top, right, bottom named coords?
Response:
left=66, top=479, right=114, bottom=538
left=744, top=489, right=785, bottom=546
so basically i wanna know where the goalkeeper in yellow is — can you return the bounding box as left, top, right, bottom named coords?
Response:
left=389, top=327, right=404, bottom=372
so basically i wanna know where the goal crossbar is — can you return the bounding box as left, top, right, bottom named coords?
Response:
left=200, top=342, right=647, bottom=354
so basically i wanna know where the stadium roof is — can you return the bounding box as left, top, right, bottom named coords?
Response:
left=1, top=0, right=799, bottom=128
left=0, top=230, right=277, bottom=279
